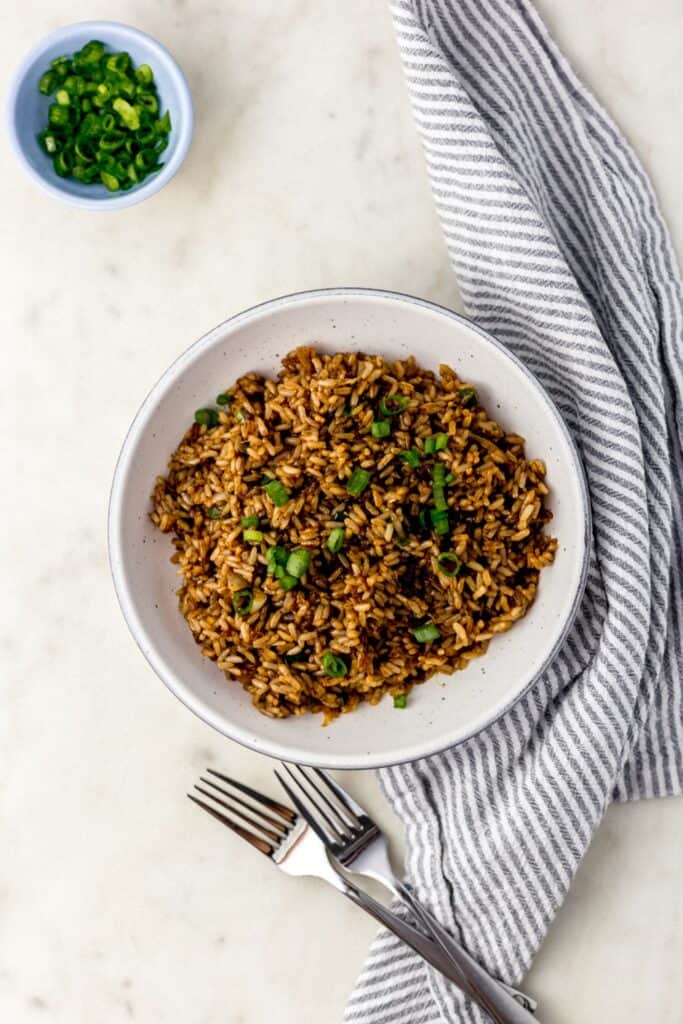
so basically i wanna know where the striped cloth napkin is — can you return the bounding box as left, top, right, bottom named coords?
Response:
left=345, top=2, right=683, bottom=1022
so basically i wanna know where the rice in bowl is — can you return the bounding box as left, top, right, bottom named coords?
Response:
left=151, top=346, right=556, bottom=723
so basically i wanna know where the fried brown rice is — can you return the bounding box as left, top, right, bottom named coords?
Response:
left=151, top=347, right=557, bottom=723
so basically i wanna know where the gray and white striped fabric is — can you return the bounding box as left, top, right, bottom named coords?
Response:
left=345, top=1, right=683, bottom=1021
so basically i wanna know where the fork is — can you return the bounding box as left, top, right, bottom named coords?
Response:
left=188, top=768, right=526, bottom=1018
left=276, top=764, right=540, bottom=1024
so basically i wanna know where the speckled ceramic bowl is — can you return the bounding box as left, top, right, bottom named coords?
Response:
left=108, top=288, right=590, bottom=768
left=7, top=21, right=193, bottom=210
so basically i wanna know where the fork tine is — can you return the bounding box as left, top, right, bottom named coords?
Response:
left=299, top=766, right=360, bottom=833
left=273, top=769, right=332, bottom=847
left=199, top=776, right=290, bottom=835
left=311, top=767, right=366, bottom=824
left=206, top=768, right=297, bottom=822
left=187, top=794, right=274, bottom=855
left=194, top=784, right=283, bottom=843
left=279, top=765, right=346, bottom=843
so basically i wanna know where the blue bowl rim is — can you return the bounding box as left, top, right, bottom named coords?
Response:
left=6, top=19, right=193, bottom=211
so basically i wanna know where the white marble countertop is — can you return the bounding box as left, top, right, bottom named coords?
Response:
left=2, top=2, right=682, bottom=1022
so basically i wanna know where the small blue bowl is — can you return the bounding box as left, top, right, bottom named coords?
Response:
left=7, top=21, right=193, bottom=210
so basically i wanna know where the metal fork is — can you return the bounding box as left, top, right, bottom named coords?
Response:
left=276, top=764, right=540, bottom=1024
left=188, top=768, right=524, bottom=1017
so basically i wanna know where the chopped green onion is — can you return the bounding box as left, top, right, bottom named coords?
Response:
left=275, top=567, right=298, bottom=591
left=54, top=150, right=73, bottom=177
left=434, top=433, right=448, bottom=451
left=430, top=508, right=450, bottom=535
left=371, top=419, right=391, bottom=439
left=135, top=63, right=154, bottom=85
left=137, top=92, right=158, bottom=113
left=51, top=56, right=70, bottom=76
left=106, top=52, right=131, bottom=74
left=48, top=104, right=70, bottom=127
left=194, top=408, right=218, bottom=428
left=445, top=472, right=455, bottom=484
left=424, top=436, right=437, bottom=455
left=206, top=507, right=225, bottom=519
left=36, top=41, right=171, bottom=189
left=39, top=71, right=57, bottom=95
left=286, top=548, right=312, bottom=578
left=347, top=468, right=371, bottom=496
left=39, top=133, right=59, bottom=154
left=234, top=409, right=246, bottom=424
left=379, top=394, right=408, bottom=417
left=412, top=623, right=441, bottom=643
left=393, top=694, right=407, bottom=709
left=76, top=41, right=105, bottom=65
left=432, top=463, right=448, bottom=512
left=321, top=652, right=348, bottom=678
left=232, top=589, right=254, bottom=616
left=216, top=392, right=232, bottom=405
left=241, top=515, right=259, bottom=529
left=267, top=546, right=289, bottom=571
left=437, top=551, right=462, bottom=577
left=243, top=529, right=263, bottom=544
left=327, top=527, right=345, bottom=553
left=400, top=448, right=421, bottom=468
left=459, top=386, right=478, bottom=405
left=264, top=479, right=290, bottom=507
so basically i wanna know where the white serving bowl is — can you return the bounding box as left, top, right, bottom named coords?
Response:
left=108, top=288, right=589, bottom=768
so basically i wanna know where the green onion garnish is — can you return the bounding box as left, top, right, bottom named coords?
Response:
left=36, top=40, right=171, bottom=190
left=437, top=551, right=462, bottom=576
left=459, top=386, right=478, bottom=404
left=426, top=434, right=448, bottom=454
left=393, top=694, right=407, bottom=709
left=243, top=529, right=263, bottom=544
left=430, top=508, right=450, bottom=535
left=379, top=394, right=408, bottom=417
left=232, top=589, right=254, bottom=616
left=241, top=515, right=259, bottom=529
left=321, top=652, right=348, bottom=678
left=194, top=408, right=218, bottom=428
left=432, top=463, right=448, bottom=512
left=412, top=623, right=441, bottom=643
left=347, top=468, right=371, bottom=496
left=400, top=449, right=421, bottom=468
left=371, top=420, right=391, bottom=439
left=286, top=549, right=311, bottom=579
left=267, top=546, right=289, bottom=572
left=234, top=409, right=246, bottom=423
left=206, top=507, right=224, bottom=519
left=275, top=566, right=298, bottom=591
left=264, top=479, right=290, bottom=507
left=216, top=392, right=232, bottom=405
left=445, top=472, right=455, bottom=484
left=327, top=527, right=345, bottom=553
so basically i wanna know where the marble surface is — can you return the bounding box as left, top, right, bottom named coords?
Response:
left=1, top=1, right=682, bottom=1022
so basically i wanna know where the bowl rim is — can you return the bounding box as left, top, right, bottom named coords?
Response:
left=6, top=19, right=193, bottom=211
left=108, top=287, right=591, bottom=768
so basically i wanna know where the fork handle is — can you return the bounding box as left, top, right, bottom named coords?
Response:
left=342, top=883, right=539, bottom=1024
left=395, top=882, right=537, bottom=1015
